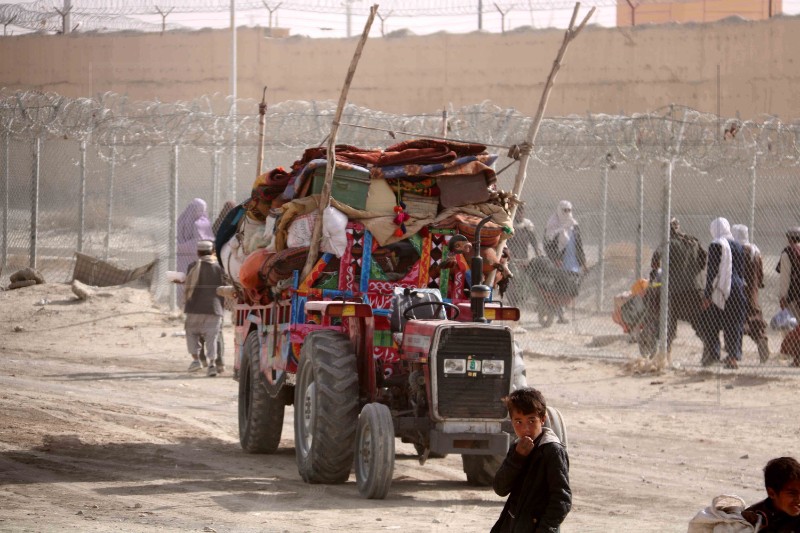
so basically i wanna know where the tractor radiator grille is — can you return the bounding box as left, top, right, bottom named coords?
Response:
left=434, top=327, right=512, bottom=419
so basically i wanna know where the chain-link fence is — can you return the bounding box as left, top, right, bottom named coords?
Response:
left=2, top=90, right=799, bottom=376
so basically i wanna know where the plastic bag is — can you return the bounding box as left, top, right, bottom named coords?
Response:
left=321, top=206, right=348, bottom=258
left=770, top=308, right=798, bottom=331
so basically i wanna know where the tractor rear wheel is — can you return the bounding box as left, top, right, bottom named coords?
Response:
left=238, top=331, right=285, bottom=453
left=462, top=454, right=504, bottom=486
left=355, top=403, right=395, bottom=499
left=294, top=330, right=359, bottom=484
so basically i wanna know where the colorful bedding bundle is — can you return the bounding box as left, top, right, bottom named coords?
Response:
left=217, top=138, right=514, bottom=303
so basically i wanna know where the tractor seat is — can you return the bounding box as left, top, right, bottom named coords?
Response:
left=389, top=286, right=446, bottom=333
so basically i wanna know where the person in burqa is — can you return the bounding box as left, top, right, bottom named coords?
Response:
left=701, top=217, right=747, bottom=369
left=176, top=198, right=214, bottom=306
left=543, top=200, right=587, bottom=324
left=731, top=224, right=770, bottom=363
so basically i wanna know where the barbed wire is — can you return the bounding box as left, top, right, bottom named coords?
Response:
left=0, top=3, right=184, bottom=33
left=19, top=0, right=689, bottom=17
left=1, top=89, right=797, bottom=171
left=2, top=0, right=731, bottom=33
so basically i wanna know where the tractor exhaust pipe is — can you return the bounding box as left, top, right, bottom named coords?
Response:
left=470, top=284, right=491, bottom=323
left=469, top=215, right=494, bottom=323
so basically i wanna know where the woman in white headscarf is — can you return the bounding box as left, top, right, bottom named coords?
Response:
left=543, top=200, right=587, bottom=323
left=731, top=224, right=769, bottom=362
left=702, top=217, right=747, bottom=369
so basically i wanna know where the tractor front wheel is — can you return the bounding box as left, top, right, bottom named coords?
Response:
left=238, top=330, right=285, bottom=453
left=354, top=403, right=395, bottom=499
left=294, top=330, right=359, bottom=484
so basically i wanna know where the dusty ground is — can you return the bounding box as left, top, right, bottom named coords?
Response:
left=1, top=282, right=798, bottom=533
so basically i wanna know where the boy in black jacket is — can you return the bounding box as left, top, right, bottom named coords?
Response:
left=742, top=456, right=800, bottom=532
left=492, top=388, right=571, bottom=533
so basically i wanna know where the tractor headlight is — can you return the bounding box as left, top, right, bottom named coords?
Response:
left=481, top=359, right=504, bottom=375
left=443, top=358, right=466, bottom=374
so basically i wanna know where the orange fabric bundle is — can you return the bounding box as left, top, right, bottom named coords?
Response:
left=239, top=248, right=273, bottom=293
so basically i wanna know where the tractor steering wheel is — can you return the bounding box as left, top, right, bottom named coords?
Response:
left=402, top=300, right=460, bottom=321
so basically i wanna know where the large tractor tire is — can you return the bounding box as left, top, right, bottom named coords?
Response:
left=294, top=330, right=359, bottom=484
left=545, top=406, right=568, bottom=449
left=238, top=331, right=285, bottom=453
left=462, top=454, right=505, bottom=487
left=355, top=403, right=395, bottom=499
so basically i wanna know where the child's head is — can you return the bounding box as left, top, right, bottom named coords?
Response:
left=764, top=456, right=800, bottom=517
left=502, top=387, right=547, bottom=441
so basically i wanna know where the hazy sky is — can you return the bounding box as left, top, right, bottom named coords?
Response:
left=6, top=1, right=800, bottom=37
left=144, top=0, right=800, bottom=38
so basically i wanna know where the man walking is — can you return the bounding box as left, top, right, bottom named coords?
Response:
left=732, top=224, right=769, bottom=362
left=182, top=240, right=226, bottom=377
left=778, top=227, right=800, bottom=327
left=647, top=218, right=708, bottom=354
left=702, top=218, right=747, bottom=369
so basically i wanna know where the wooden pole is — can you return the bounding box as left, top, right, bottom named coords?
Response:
left=488, top=2, right=594, bottom=287
left=256, top=86, right=268, bottom=179
left=300, top=4, right=378, bottom=280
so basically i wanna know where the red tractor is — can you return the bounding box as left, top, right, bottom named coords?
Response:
left=232, top=218, right=567, bottom=499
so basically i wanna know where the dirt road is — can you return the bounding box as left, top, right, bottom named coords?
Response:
left=1, top=283, right=797, bottom=532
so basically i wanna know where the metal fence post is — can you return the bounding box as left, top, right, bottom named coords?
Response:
left=104, top=150, right=115, bottom=261
left=78, top=140, right=86, bottom=253
left=636, top=165, right=644, bottom=280
left=657, top=108, right=688, bottom=359
left=30, top=136, right=41, bottom=269
left=311, top=100, right=322, bottom=140
left=658, top=158, right=673, bottom=356
left=230, top=118, right=238, bottom=203
left=597, top=162, right=609, bottom=312
left=211, top=149, right=219, bottom=218
left=2, top=133, right=8, bottom=269
left=169, top=145, right=179, bottom=311
left=749, top=155, right=757, bottom=241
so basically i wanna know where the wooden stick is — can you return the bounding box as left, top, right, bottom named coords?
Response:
left=300, top=4, right=379, bottom=281
left=256, top=86, right=268, bottom=179
left=488, top=1, right=594, bottom=287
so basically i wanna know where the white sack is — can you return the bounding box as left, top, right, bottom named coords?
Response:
left=687, top=495, right=755, bottom=533
left=287, top=211, right=318, bottom=249
left=321, top=206, right=348, bottom=258
left=220, top=235, right=245, bottom=282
